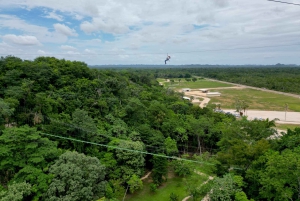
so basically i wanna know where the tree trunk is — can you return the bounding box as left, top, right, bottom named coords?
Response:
left=197, top=135, right=202, bottom=155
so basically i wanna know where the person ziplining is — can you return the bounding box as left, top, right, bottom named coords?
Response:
left=165, top=54, right=171, bottom=64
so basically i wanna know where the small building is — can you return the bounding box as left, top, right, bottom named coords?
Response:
left=199, top=89, right=209, bottom=93
left=183, top=96, right=191, bottom=101
left=182, top=88, right=191, bottom=92
left=206, top=92, right=221, bottom=97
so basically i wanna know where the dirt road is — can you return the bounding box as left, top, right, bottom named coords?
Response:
left=191, top=97, right=211, bottom=108
left=141, top=171, right=152, bottom=181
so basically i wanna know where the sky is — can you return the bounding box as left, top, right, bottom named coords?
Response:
left=0, top=0, right=300, bottom=65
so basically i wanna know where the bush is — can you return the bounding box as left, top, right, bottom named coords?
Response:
left=149, top=183, right=158, bottom=193
left=169, top=192, right=179, bottom=201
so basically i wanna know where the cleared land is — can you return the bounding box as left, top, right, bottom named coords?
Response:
left=207, top=78, right=300, bottom=99
left=158, top=78, right=300, bottom=112
left=208, top=88, right=300, bottom=112
left=159, top=77, right=300, bottom=124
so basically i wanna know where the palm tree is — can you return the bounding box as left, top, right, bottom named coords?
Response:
left=241, top=100, right=249, bottom=115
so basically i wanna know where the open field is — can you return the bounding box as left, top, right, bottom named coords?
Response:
left=160, top=77, right=300, bottom=121
left=157, top=78, right=168, bottom=82
left=161, top=79, right=234, bottom=89
left=207, top=78, right=300, bottom=99
left=208, top=88, right=300, bottom=112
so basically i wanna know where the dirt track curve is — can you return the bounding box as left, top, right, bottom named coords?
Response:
left=181, top=171, right=214, bottom=201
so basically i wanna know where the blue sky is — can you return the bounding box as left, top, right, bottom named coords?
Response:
left=0, top=0, right=300, bottom=65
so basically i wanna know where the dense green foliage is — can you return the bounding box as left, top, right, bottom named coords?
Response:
left=0, top=182, right=32, bottom=201
left=0, top=56, right=299, bottom=200
left=45, top=151, right=106, bottom=201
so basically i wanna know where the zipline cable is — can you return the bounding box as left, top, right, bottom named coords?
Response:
left=21, top=109, right=212, bottom=153
left=267, top=0, right=300, bottom=6
left=40, top=132, right=214, bottom=165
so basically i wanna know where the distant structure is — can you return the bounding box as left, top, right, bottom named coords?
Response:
left=199, top=89, right=209, bottom=93
left=206, top=92, right=221, bottom=97
left=183, top=96, right=191, bottom=100
left=182, top=88, right=191, bottom=92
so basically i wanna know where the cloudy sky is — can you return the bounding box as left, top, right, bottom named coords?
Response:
left=0, top=0, right=300, bottom=65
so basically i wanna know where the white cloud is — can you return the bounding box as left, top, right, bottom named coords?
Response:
left=0, top=14, right=49, bottom=36
left=54, top=23, right=78, bottom=36
left=74, top=14, right=83, bottom=20
left=0, top=14, right=69, bottom=43
left=80, top=19, right=130, bottom=34
left=66, top=51, right=80, bottom=56
left=60, top=45, right=77, bottom=51
left=67, top=38, right=102, bottom=48
left=2, top=34, right=41, bottom=45
left=37, top=50, right=46, bottom=54
left=44, top=11, right=63, bottom=21
left=84, top=48, right=92, bottom=53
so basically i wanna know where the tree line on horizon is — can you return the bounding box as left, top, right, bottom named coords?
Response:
left=125, top=66, right=300, bottom=95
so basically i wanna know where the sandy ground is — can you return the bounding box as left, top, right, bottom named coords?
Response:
left=191, top=97, right=210, bottom=108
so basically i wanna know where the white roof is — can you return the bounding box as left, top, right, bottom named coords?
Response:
left=183, top=96, right=190, bottom=100
left=199, top=89, right=208, bottom=91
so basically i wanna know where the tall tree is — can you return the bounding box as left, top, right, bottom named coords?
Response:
left=164, top=137, right=179, bottom=156
left=256, top=148, right=300, bottom=201
left=0, top=98, right=14, bottom=127
left=209, top=174, right=245, bottom=201
left=45, top=151, right=106, bottom=201
left=0, top=126, right=60, bottom=199
left=151, top=155, right=168, bottom=185
left=0, top=182, right=32, bottom=201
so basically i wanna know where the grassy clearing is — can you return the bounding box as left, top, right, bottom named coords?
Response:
left=208, top=88, right=300, bottom=112
left=125, top=177, right=188, bottom=201
left=157, top=78, right=168, bottom=82
left=275, top=124, right=300, bottom=131
left=162, top=79, right=233, bottom=89
left=125, top=168, right=208, bottom=201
